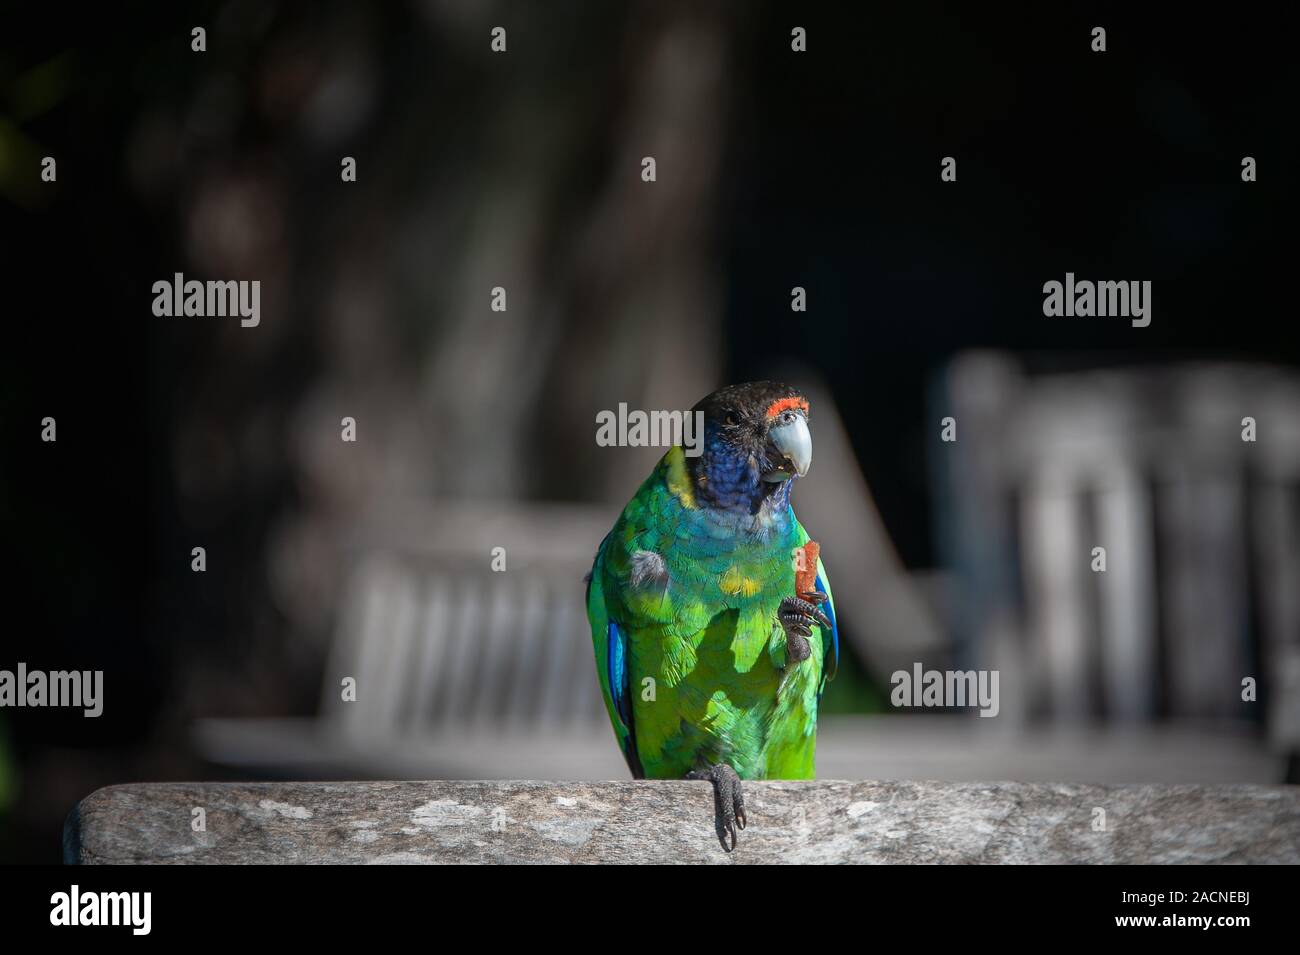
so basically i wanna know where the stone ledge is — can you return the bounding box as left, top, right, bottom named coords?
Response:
left=65, top=779, right=1300, bottom=864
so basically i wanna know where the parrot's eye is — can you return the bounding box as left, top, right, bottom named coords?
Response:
left=725, top=412, right=738, bottom=426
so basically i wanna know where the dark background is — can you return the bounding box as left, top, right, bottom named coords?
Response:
left=2, top=1, right=1296, bottom=863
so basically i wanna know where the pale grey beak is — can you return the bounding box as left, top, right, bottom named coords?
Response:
left=765, top=413, right=812, bottom=481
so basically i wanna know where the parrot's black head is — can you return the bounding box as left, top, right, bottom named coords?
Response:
left=686, top=381, right=812, bottom=515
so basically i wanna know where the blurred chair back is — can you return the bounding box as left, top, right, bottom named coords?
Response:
left=937, top=355, right=1300, bottom=750
left=321, top=502, right=613, bottom=739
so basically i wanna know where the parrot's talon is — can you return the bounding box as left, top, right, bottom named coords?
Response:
left=777, top=596, right=829, bottom=665
left=798, top=591, right=832, bottom=629
left=687, top=763, right=746, bottom=852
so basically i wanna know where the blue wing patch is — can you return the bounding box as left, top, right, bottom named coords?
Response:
left=606, top=619, right=632, bottom=729
left=815, top=572, right=839, bottom=687
left=605, top=618, right=644, bottom=777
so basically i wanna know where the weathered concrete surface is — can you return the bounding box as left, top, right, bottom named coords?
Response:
left=66, top=779, right=1300, bottom=864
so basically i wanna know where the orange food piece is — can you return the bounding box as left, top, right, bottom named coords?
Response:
left=795, top=540, right=820, bottom=596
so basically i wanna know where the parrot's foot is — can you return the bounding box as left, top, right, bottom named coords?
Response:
left=686, top=763, right=747, bottom=852
left=777, top=594, right=832, bottom=666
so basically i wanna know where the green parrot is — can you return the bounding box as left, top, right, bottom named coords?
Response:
left=585, top=381, right=837, bottom=850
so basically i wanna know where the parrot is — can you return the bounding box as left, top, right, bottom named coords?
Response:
left=585, top=381, right=838, bottom=850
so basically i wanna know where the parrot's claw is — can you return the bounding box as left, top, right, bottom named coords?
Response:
left=777, top=595, right=831, bottom=666
left=798, top=589, right=830, bottom=609
left=687, top=763, right=746, bottom=851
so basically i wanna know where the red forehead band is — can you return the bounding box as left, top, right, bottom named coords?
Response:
left=765, top=396, right=809, bottom=419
